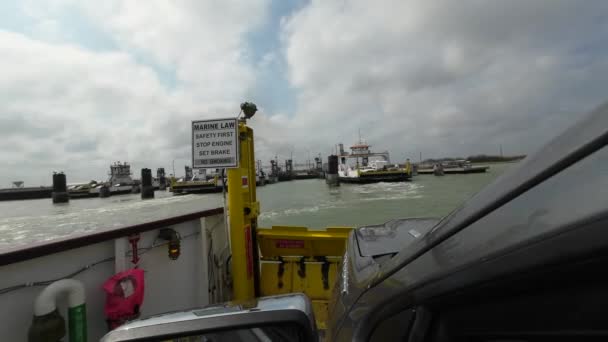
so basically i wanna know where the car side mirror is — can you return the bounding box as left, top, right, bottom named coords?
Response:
left=101, top=293, right=317, bottom=342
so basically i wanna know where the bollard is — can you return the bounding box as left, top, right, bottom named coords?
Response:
left=141, top=168, right=154, bottom=199
left=157, top=168, right=167, bottom=190
left=286, top=159, right=293, bottom=178
left=326, top=155, right=340, bottom=186
left=185, top=166, right=193, bottom=180
left=52, top=172, right=69, bottom=203
left=99, top=184, right=111, bottom=198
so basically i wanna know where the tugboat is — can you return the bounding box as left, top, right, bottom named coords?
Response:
left=337, top=141, right=411, bottom=183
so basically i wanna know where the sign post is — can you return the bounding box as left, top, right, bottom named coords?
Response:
left=226, top=121, right=260, bottom=301
left=191, top=111, right=259, bottom=301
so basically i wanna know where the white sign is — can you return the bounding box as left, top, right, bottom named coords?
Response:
left=192, top=118, right=239, bottom=169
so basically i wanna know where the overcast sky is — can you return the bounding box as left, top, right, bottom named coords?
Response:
left=1, top=0, right=607, bottom=185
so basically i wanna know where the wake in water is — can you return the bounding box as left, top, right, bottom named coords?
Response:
left=260, top=199, right=348, bottom=219
left=351, top=181, right=422, bottom=193
left=0, top=164, right=507, bottom=251
left=0, top=193, right=222, bottom=250
left=351, top=182, right=424, bottom=201
left=260, top=182, right=425, bottom=220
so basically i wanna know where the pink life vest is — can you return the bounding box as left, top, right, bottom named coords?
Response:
left=103, top=268, right=145, bottom=329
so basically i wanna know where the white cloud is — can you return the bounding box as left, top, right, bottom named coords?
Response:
left=277, top=0, right=608, bottom=162
left=0, top=1, right=270, bottom=185
left=2, top=0, right=608, bottom=185
left=77, top=1, right=269, bottom=101
left=0, top=30, right=170, bottom=182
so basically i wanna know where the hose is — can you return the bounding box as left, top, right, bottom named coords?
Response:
left=29, top=279, right=87, bottom=342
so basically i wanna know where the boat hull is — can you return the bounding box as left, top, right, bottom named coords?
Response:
left=339, top=172, right=411, bottom=183
left=293, top=174, right=318, bottom=180
left=102, top=185, right=139, bottom=196
left=278, top=174, right=293, bottom=181
left=172, top=186, right=223, bottom=194
left=109, top=189, right=136, bottom=195
left=68, top=191, right=100, bottom=199
left=171, top=182, right=223, bottom=194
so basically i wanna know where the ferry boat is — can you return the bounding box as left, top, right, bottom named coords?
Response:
left=94, top=162, right=139, bottom=196
left=68, top=163, right=141, bottom=198
left=337, top=141, right=411, bottom=183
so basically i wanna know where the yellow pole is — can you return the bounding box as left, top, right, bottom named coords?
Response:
left=246, top=125, right=261, bottom=295
left=227, top=121, right=260, bottom=301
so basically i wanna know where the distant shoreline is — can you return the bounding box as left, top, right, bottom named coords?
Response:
left=471, top=160, right=523, bottom=165
left=418, top=155, right=526, bottom=165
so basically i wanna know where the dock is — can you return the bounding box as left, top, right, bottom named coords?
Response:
left=0, top=187, right=53, bottom=201
left=417, top=165, right=489, bottom=174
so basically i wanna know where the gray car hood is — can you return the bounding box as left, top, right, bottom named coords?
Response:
left=356, top=218, right=439, bottom=257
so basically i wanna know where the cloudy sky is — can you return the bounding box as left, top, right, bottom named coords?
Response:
left=1, top=0, right=607, bottom=185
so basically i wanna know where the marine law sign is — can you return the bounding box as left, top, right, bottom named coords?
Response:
left=192, top=118, right=239, bottom=168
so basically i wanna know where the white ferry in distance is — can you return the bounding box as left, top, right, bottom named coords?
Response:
left=337, top=140, right=412, bottom=183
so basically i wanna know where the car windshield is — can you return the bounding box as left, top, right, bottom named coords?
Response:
left=0, top=2, right=605, bottom=341
left=1, top=1, right=601, bottom=249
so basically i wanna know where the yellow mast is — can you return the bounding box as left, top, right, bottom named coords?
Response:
left=227, top=103, right=260, bottom=301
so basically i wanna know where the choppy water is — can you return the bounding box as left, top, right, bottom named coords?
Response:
left=0, top=163, right=514, bottom=252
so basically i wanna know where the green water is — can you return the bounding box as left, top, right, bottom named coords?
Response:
left=258, top=163, right=514, bottom=228
left=0, top=163, right=515, bottom=251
